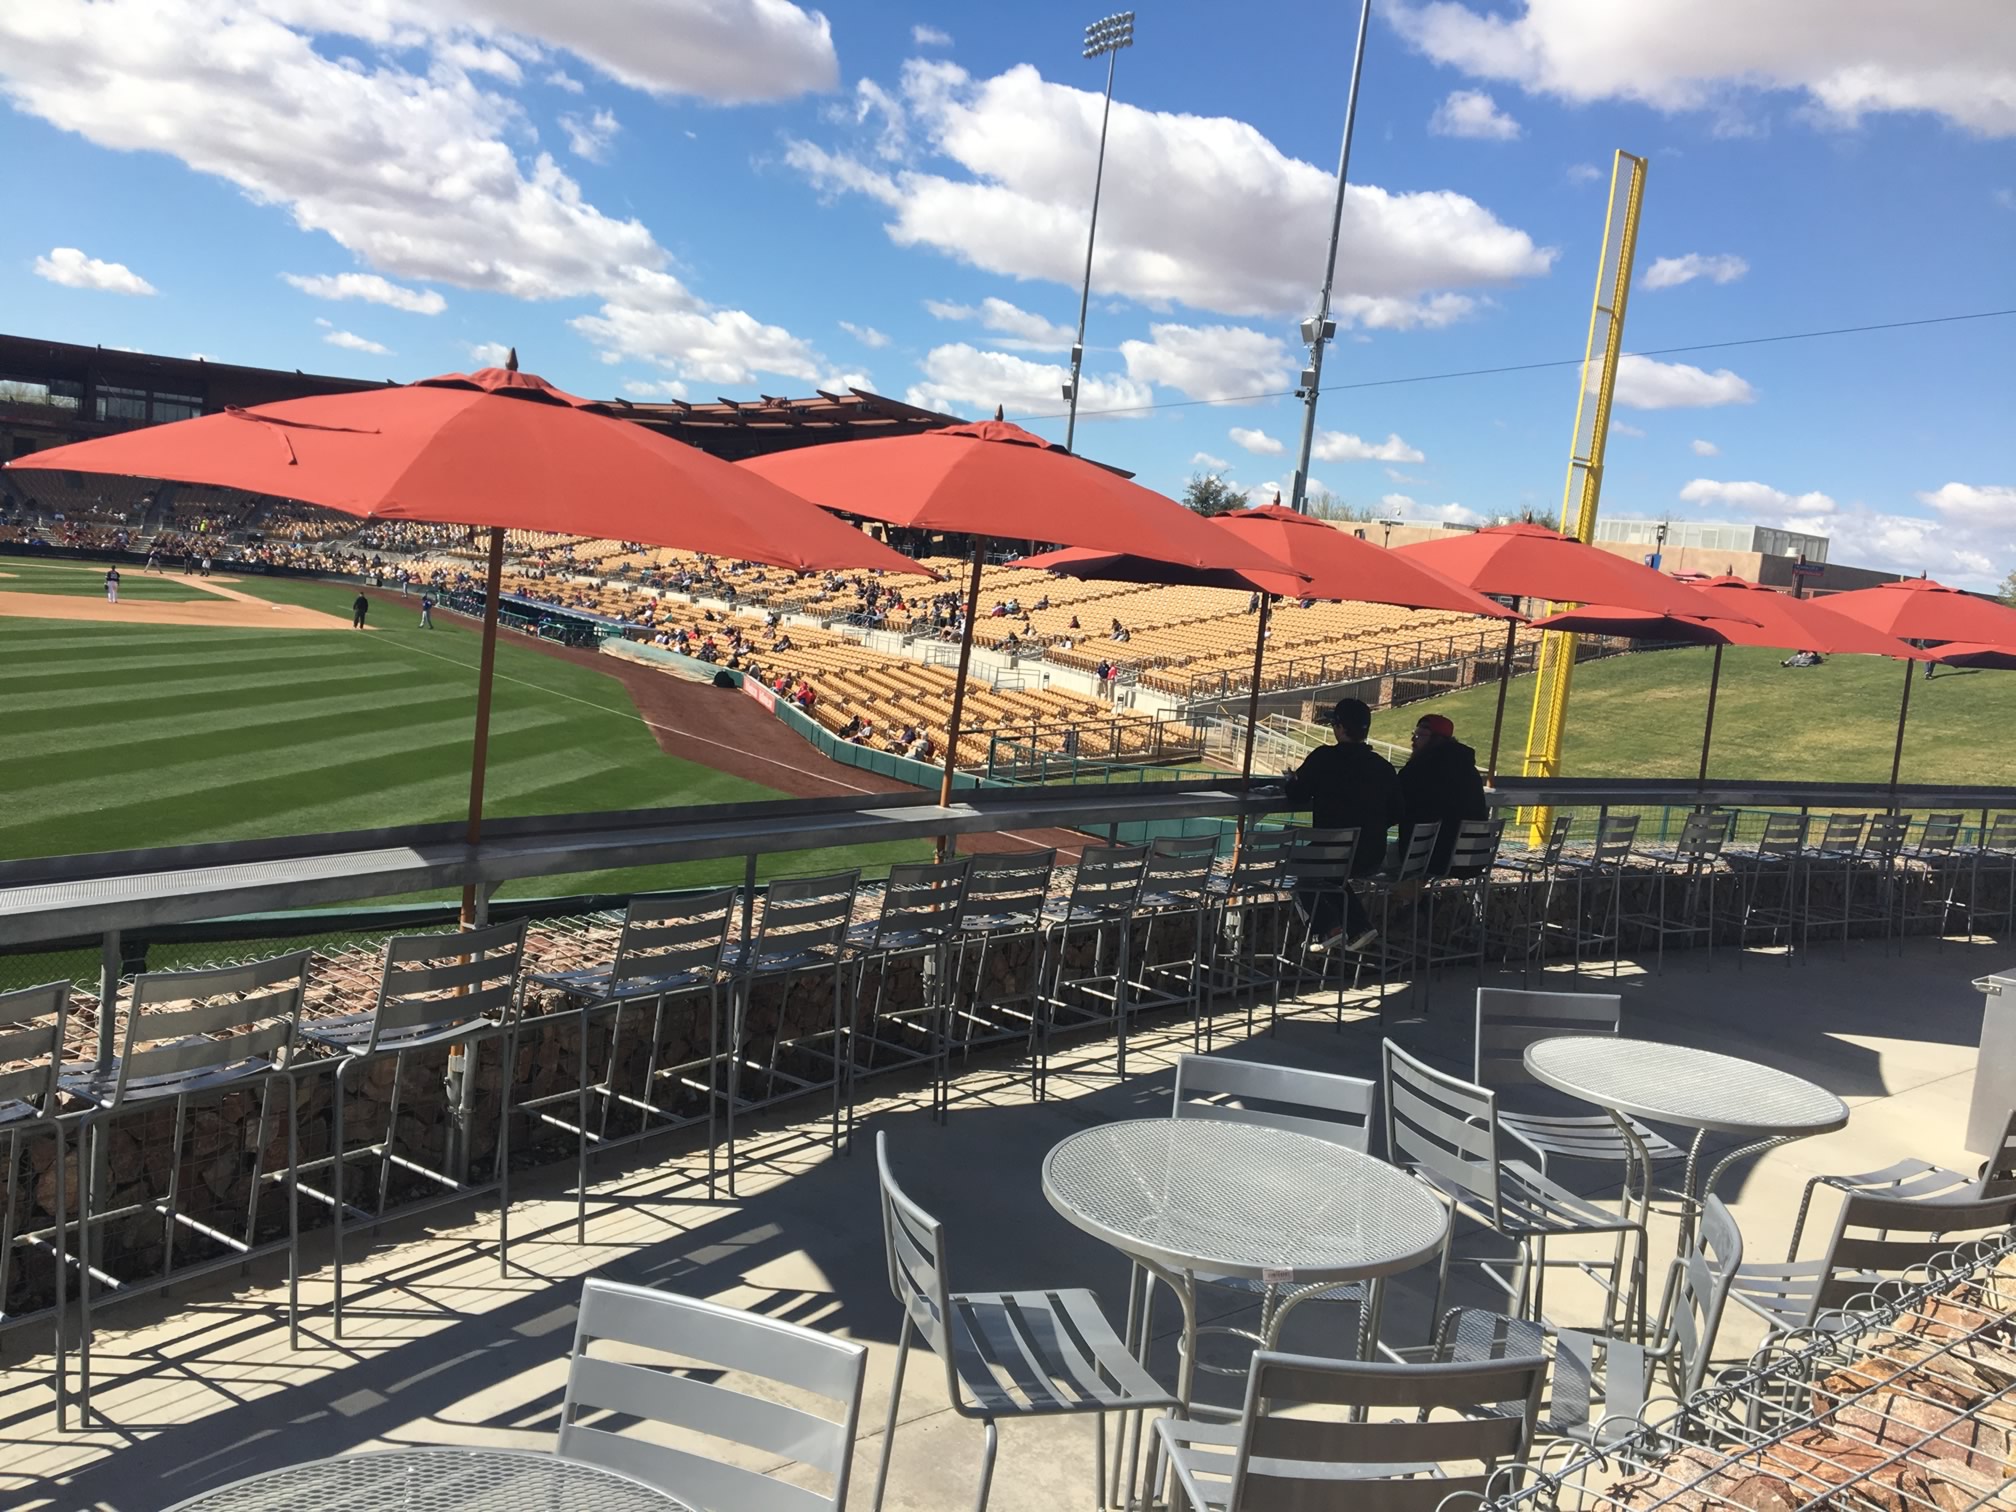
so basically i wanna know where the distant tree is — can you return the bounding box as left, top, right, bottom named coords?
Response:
left=1182, top=472, right=1249, bottom=516
left=1302, top=490, right=1376, bottom=523
left=2001, top=569, right=2016, bottom=607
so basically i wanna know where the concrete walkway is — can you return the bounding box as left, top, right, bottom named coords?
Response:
left=1, top=936, right=2006, bottom=1511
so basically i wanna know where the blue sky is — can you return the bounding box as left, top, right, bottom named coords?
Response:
left=1, top=1, right=2010, bottom=582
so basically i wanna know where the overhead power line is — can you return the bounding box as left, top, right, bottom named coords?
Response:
left=1018, top=306, right=2016, bottom=421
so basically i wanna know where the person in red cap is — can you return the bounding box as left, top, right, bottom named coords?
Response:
left=1399, top=712, right=1489, bottom=875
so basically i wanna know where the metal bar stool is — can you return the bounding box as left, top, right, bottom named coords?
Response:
left=1278, top=826, right=1365, bottom=1027
left=1128, top=835, right=1221, bottom=1049
left=1490, top=814, right=1573, bottom=981
left=1553, top=813, right=1638, bottom=975
left=1898, top=812, right=1969, bottom=944
left=1341, top=821, right=1443, bottom=1013
left=1203, top=829, right=1293, bottom=1042
left=524, top=888, right=736, bottom=1241
left=721, top=870, right=859, bottom=1191
left=0, top=982, right=72, bottom=1427
left=1032, top=844, right=1148, bottom=1098
left=1963, top=812, right=2016, bottom=938
left=294, top=920, right=525, bottom=1336
left=843, top=858, right=971, bottom=1138
left=947, top=849, right=1056, bottom=1075
left=1844, top=812, right=1910, bottom=953
left=1724, top=811, right=1808, bottom=966
left=1624, top=809, right=1729, bottom=973
left=1799, top=813, right=1867, bottom=956
left=70, top=951, right=309, bottom=1419
left=1417, top=817, right=1506, bottom=1003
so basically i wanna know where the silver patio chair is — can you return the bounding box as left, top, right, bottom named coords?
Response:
left=1202, top=828, right=1293, bottom=1041
left=559, top=1277, right=866, bottom=1511
left=1961, top=812, right=2016, bottom=938
left=1552, top=813, right=1638, bottom=975
left=1624, top=809, right=1729, bottom=973
left=1383, top=1039, right=1646, bottom=1335
left=70, top=951, right=310, bottom=1420
left=948, top=848, right=1056, bottom=1067
left=295, top=920, right=526, bottom=1336
left=1154, top=1350, right=1547, bottom=1512
left=721, top=870, right=859, bottom=1191
left=0, top=982, right=72, bottom=1426
left=1491, top=813, right=1573, bottom=981
left=1841, top=811, right=1911, bottom=953
left=869, top=1132, right=1176, bottom=1512
left=1799, top=813, right=1867, bottom=955
left=1131, top=835, right=1222, bottom=1048
left=1033, top=843, right=1149, bottom=1097
left=525, top=888, right=737, bottom=1240
left=1898, top=812, right=1970, bottom=943
left=1345, top=820, right=1444, bottom=1010
left=844, top=858, right=971, bottom=1136
left=1278, top=826, right=1366, bottom=1026
left=1417, top=817, right=1506, bottom=1004
left=1782, top=1106, right=2016, bottom=1258
left=1724, top=811, right=1808, bottom=965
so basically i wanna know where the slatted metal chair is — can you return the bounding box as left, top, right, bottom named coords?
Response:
left=295, top=920, right=526, bottom=1336
left=1383, top=1039, right=1646, bottom=1335
left=0, top=982, right=71, bottom=1426
left=70, top=951, right=310, bottom=1419
left=1278, top=826, right=1364, bottom=1025
left=1841, top=812, right=1911, bottom=953
left=1624, top=810, right=1729, bottom=972
left=559, top=1277, right=866, bottom=1512
left=1203, top=829, right=1293, bottom=1041
left=1033, top=844, right=1149, bottom=1097
left=525, top=889, right=737, bottom=1241
left=1899, top=812, right=1970, bottom=943
left=1724, top=811, right=1808, bottom=965
left=1782, top=1106, right=2016, bottom=1259
left=1962, top=812, right=2016, bottom=938
left=1552, top=814, right=1638, bottom=975
left=722, top=871, right=859, bottom=1190
left=1417, top=817, right=1506, bottom=1000
left=844, top=859, right=970, bottom=1135
left=1154, top=1350, right=1547, bottom=1512
left=1491, top=813, right=1573, bottom=982
left=869, top=1132, right=1176, bottom=1512
left=948, top=848, right=1056, bottom=1071
left=1130, top=836, right=1222, bottom=1048
left=1728, top=1190, right=2016, bottom=1340
left=1342, top=822, right=1444, bottom=1011
left=1800, top=813, right=1868, bottom=955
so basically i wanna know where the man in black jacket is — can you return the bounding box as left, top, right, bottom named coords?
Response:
left=1282, top=697, right=1399, bottom=950
left=1398, top=713, right=1490, bottom=875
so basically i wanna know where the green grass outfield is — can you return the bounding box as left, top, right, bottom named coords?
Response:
left=0, top=557, right=216, bottom=601
left=1368, top=644, right=2016, bottom=785
left=0, top=573, right=926, bottom=901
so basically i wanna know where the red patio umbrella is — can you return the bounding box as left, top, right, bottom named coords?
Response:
left=5, top=358, right=926, bottom=918
left=1393, top=523, right=1763, bottom=781
left=741, top=421, right=1304, bottom=820
left=1930, top=643, right=2016, bottom=671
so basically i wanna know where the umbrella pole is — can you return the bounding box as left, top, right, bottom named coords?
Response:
left=934, top=544, right=986, bottom=861
left=1888, top=653, right=1915, bottom=796
left=1696, top=643, right=1724, bottom=790
left=461, top=525, right=505, bottom=925
left=1485, top=616, right=1518, bottom=784
left=1231, top=596, right=1272, bottom=860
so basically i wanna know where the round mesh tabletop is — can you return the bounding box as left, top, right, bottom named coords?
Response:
left=1523, top=1036, right=1848, bottom=1138
left=162, top=1448, right=692, bottom=1511
left=1042, top=1118, right=1447, bottom=1283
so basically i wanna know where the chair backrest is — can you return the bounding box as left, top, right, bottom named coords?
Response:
left=1383, top=1039, right=1502, bottom=1221
left=1063, top=844, right=1148, bottom=918
left=1666, top=1195, right=1743, bottom=1398
left=874, top=1133, right=963, bottom=1406
left=0, top=981, right=69, bottom=1121
left=559, top=1277, right=866, bottom=1512
left=1756, top=812, right=1809, bottom=856
left=1172, top=1053, right=1374, bottom=1150
left=1673, top=810, right=1728, bottom=863
left=1537, top=815, right=1574, bottom=865
left=612, top=887, right=737, bottom=986
left=1915, top=813, right=1962, bottom=857
left=1983, top=813, right=2016, bottom=856
left=369, top=919, right=528, bottom=1054
left=1215, top=1352, right=1545, bottom=1512
left=1393, top=821, right=1442, bottom=882
left=1286, top=827, right=1363, bottom=887
left=866, top=859, right=971, bottom=946
left=1863, top=812, right=1910, bottom=858
left=1808, top=1191, right=2016, bottom=1321
left=1228, top=829, right=1291, bottom=892
left=1473, top=988, right=1621, bottom=1091
left=962, top=848, right=1056, bottom=929
left=1591, top=814, right=1638, bottom=867
left=1445, top=817, right=1505, bottom=875
left=1817, top=813, right=1866, bottom=852
left=750, top=871, right=860, bottom=965
left=1144, top=835, right=1220, bottom=903
left=111, top=950, right=311, bottom=1105
left=1975, top=1108, right=2016, bottom=1200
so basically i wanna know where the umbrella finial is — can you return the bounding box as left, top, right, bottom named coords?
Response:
left=994, top=403, right=1004, bottom=422
left=505, top=347, right=519, bottom=372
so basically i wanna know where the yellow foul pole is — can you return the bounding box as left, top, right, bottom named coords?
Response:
left=1523, top=150, right=1648, bottom=845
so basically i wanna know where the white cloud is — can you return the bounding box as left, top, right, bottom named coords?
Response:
left=1566, top=162, right=1604, bottom=185
left=1386, top=467, right=1423, bottom=483
left=839, top=320, right=890, bottom=348
left=912, top=24, right=952, bottom=46
left=1995, top=188, right=2016, bottom=210
left=1430, top=88, right=1521, bottom=139
left=468, top=341, right=512, bottom=367
left=1917, top=481, right=2016, bottom=530
left=905, top=342, right=1149, bottom=420
left=571, top=268, right=823, bottom=385
left=1610, top=419, right=1647, bottom=438
left=559, top=108, right=619, bottom=162
left=1691, top=437, right=1720, bottom=457
left=1190, top=451, right=1231, bottom=471
left=622, top=377, right=689, bottom=399
left=546, top=69, right=584, bottom=93
left=1792, top=506, right=2003, bottom=589
left=1119, top=323, right=1293, bottom=403
left=1313, top=430, right=1426, bottom=463
left=818, top=369, right=873, bottom=394
left=1389, top=2, right=2016, bottom=137
left=33, top=246, right=155, bottom=295
left=1230, top=427, right=1284, bottom=456
left=786, top=59, right=1554, bottom=319
left=1381, top=491, right=1483, bottom=525
left=1643, top=252, right=1749, bottom=289
left=1679, top=478, right=1837, bottom=514
left=923, top=295, right=1075, bottom=350
left=323, top=328, right=391, bottom=355
left=1611, top=354, right=1756, bottom=409
left=283, top=271, right=445, bottom=314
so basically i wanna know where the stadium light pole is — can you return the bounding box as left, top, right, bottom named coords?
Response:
left=1062, top=11, right=1134, bottom=455
left=1289, top=0, right=1373, bottom=514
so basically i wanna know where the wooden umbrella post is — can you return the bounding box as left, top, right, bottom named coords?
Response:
left=461, top=524, right=506, bottom=924
left=1696, top=642, right=1724, bottom=790
left=1888, top=652, right=1915, bottom=795
left=1484, top=615, right=1519, bottom=784
left=934, top=543, right=987, bottom=861
left=1231, top=594, right=1273, bottom=859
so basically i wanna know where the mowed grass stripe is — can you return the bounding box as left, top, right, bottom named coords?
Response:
left=2, top=632, right=360, bottom=689
left=5, top=660, right=441, bottom=731
left=18, top=683, right=477, bottom=764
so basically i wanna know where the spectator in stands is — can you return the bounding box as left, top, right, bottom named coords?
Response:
left=1110, top=617, right=1123, bottom=639
left=351, top=590, right=368, bottom=629
left=1247, top=592, right=1260, bottom=614
left=907, top=733, right=932, bottom=761
left=1070, top=615, right=1082, bottom=630
left=1398, top=713, right=1489, bottom=877
left=796, top=681, right=817, bottom=709
left=840, top=714, right=864, bottom=740
left=1034, top=594, right=1050, bottom=611
left=1282, top=697, right=1398, bottom=953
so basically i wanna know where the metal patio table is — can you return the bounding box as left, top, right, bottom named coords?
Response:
left=1043, top=1117, right=1448, bottom=1506
left=162, top=1447, right=693, bottom=1512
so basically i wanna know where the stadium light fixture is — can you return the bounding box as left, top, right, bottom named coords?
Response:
left=1064, top=12, right=1136, bottom=455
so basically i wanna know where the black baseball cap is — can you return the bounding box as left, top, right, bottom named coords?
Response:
left=1327, top=697, right=1372, bottom=735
